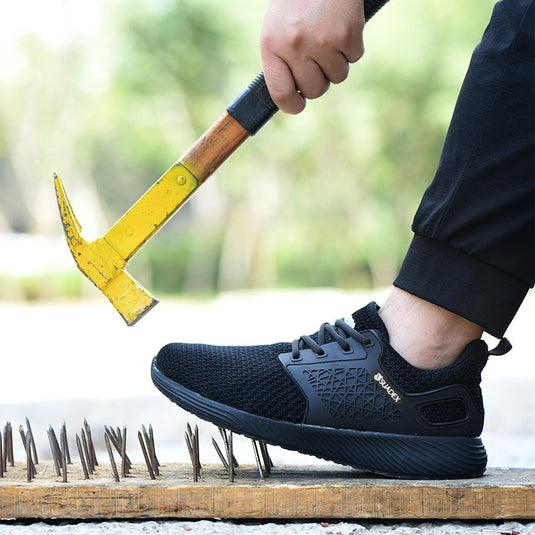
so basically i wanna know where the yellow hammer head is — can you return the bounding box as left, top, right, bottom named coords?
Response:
left=54, top=173, right=158, bottom=326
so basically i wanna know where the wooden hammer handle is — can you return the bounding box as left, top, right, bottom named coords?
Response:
left=180, top=73, right=277, bottom=183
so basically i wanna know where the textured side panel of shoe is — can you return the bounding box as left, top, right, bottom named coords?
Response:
left=279, top=331, right=485, bottom=437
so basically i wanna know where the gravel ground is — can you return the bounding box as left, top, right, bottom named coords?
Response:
left=0, top=520, right=533, bottom=534
left=0, top=289, right=533, bottom=534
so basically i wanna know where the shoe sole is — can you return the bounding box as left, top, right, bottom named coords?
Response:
left=151, top=359, right=487, bottom=479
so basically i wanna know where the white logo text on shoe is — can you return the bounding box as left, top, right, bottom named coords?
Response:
left=373, top=370, right=402, bottom=404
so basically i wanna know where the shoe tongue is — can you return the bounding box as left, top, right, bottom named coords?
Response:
left=350, top=302, right=390, bottom=341
left=307, top=301, right=389, bottom=346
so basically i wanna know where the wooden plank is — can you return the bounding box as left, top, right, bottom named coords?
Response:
left=0, top=463, right=533, bottom=520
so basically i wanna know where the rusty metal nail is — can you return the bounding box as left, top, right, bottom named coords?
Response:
left=5, top=422, right=14, bottom=467
left=47, top=427, right=61, bottom=477
left=211, top=437, right=230, bottom=474
left=149, top=424, right=160, bottom=468
left=18, top=426, right=26, bottom=448
left=219, top=427, right=238, bottom=468
left=185, top=424, right=196, bottom=479
left=215, top=428, right=234, bottom=482
left=120, top=426, right=127, bottom=478
left=119, top=427, right=132, bottom=471
left=26, top=434, right=34, bottom=482
left=81, top=428, right=93, bottom=475
left=141, top=425, right=150, bottom=450
left=218, top=427, right=228, bottom=448
left=186, top=423, right=193, bottom=447
left=25, top=417, right=38, bottom=466
left=62, top=421, right=71, bottom=464
left=84, top=418, right=98, bottom=467
left=228, top=431, right=234, bottom=483
left=259, top=441, right=273, bottom=474
left=19, top=428, right=34, bottom=482
left=29, top=435, right=36, bottom=480
left=185, top=430, right=194, bottom=460
left=142, top=424, right=159, bottom=476
left=104, top=433, right=120, bottom=483
left=185, top=431, right=198, bottom=482
left=138, top=430, right=155, bottom=480
left=186, top=422, right=201, bottom=474
left=76, top=434, right=90, bottom=480
left=105, top=425, right=132, bottom=471
left=251, top=440, right=264, bottom=479
left=194, top=425, right=201, bottom=473
left=49, top=426, right=62, bottom=471
left=60, top=427, right=68, bottom=483
left=104, top=425, right=117, bottom=449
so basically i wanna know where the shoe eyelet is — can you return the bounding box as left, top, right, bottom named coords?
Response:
left=291, top=353, right=302, bottom=362
left=316, top=349, right=327, bottom=358
left=342, top=346, right=353, bottom=355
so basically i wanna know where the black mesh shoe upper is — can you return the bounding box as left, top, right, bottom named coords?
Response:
left=154, top=302, right=489, bottom=430
left=155, top=341, right=308, bottom=423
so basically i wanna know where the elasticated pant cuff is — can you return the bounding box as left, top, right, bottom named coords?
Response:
left=394, top=235, right=530, bottom=338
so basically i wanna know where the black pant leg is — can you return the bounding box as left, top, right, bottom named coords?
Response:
left=394, top=0, right=534, bottom=338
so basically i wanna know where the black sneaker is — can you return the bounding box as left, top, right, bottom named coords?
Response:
left=152, top=302, right=504, bottom=479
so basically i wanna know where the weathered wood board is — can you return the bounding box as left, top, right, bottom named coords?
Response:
left=0, top=463, right=533, bottom=520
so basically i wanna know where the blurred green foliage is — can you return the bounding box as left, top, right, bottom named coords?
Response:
left=0, top=0, right=496, bottom=299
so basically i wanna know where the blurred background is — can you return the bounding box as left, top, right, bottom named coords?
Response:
left=1, top=0, right=533, bottom=472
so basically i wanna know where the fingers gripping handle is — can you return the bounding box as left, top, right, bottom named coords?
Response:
left=226, top=0, right=389, bottom=135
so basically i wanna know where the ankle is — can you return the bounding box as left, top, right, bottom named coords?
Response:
left=378, top=287, right=483, bottom=370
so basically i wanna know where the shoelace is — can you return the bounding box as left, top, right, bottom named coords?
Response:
left=291, top=318, right=371, bottom=360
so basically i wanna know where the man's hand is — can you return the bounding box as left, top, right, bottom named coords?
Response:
left=260, top=0, right=366, bottom=114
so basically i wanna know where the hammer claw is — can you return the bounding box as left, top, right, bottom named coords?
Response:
left=54, top=173, right=83, bottom=244
left=54, top=173, right=159, bottom=326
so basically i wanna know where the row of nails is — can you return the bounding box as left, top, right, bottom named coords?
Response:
left=2, top=418, right=273, bottom=483
left=1, top=418, right=157, bottom=483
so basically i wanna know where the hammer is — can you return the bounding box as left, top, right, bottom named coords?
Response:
left=55, top=3, right=387, bottom=326
left=54, top=73, right=276, bottom=325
